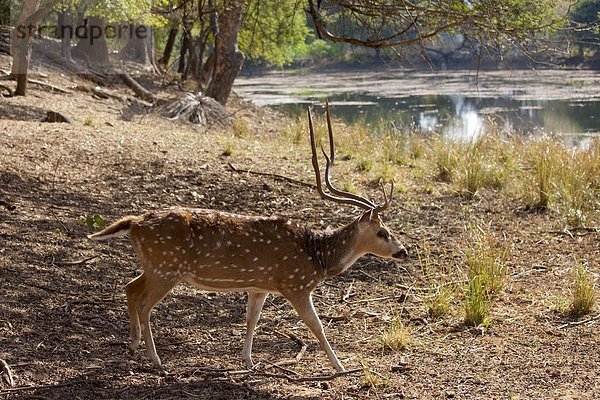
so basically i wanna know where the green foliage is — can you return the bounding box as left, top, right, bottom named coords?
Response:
left=83, top=0, right=165, bottom=25
left=240, top=1, right=311, bottom=67
left=83, top=214, right=105, bottom=231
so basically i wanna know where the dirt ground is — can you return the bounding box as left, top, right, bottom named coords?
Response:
left=0, top=56, right=599, bottom=399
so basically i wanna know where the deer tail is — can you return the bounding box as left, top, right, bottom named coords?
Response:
left=87, top=216, right=140, bottom=241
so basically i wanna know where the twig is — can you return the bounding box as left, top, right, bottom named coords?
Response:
left=342, top=281, right=354, bottom=301
left=29, top=283, right=77, bottom=296
left=0, top=358, right=14, bottom=387
left=28, top=78, right=71, bottom=94
left=264, top=361, right=301, bottom=376
left=348, top=295, right=396, bottom=304
left=227, top=162, right=315, bottom=188
left=51, top=256, right=97, bottom=266
left=272, top=330, right=308, bottom=363
left=253, top=368, right=362, bottom=383
left=558, top=313, right=600, bottom=329
left=292, top=368, right=363, bottom=382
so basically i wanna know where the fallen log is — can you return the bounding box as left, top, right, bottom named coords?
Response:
left=118, top=73, right=157, bottom=103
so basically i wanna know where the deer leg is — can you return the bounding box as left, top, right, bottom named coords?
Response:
left=134, top=273, right=179, bottom=367
left=286, top=291, right=345, bottom=372
left=242, top=292, right=268, bottom=368
left=125, top=273, right=145, bottom=355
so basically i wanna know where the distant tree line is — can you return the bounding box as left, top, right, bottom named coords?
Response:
left=4, top=0, right=599, bottom=99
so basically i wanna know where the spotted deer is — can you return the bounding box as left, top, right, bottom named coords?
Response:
left=88, top=103, right=408, bottom=372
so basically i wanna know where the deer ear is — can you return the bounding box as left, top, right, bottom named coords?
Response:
left=359, top=209, right=374, bottom=223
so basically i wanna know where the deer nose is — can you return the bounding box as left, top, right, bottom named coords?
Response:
left=393, top=247, right=408, bottom=259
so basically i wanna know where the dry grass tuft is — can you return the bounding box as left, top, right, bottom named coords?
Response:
left=569, top=260, right=597, bottom=316
left=381, top=318, right=411, bottom=351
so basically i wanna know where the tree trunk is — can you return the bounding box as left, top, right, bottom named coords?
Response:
left=159, top=26, right=178, bottom=67
left=121, top=24, right=155, bottom=66
left=204, top=0, right=245, bottom=105
left=72, top=16, right=109, bottom=65
left=11, top=0, right=41, bottom=96
left=178, top=30, right=190, bottom=74
left=57, top=12, right=73, bottom=62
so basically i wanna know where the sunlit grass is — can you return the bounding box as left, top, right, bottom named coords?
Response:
left=464, top=275, right=492, bottom=327
left=360, top=366, right=391, bottom=389
left=426, top=284, right=453, bottom=319
left=463, top=223, right=510, bottom=326
left=381, top=318, right=411, bottom=351
left=271, top=113, right=598, bottom=229
left=569, top=260, right=597, bottom=316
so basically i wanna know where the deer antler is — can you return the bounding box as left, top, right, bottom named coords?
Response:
left=308, top=101, right=395, bottom=214
left=308, top=107, right=374, bottom=210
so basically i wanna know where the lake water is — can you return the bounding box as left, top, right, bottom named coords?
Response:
left=234, top=69, right=600, bottom=145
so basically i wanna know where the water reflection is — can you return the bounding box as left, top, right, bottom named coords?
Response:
left=235, top=71, right=600, bottom=143
left=273, top=93, right=600, bottom=143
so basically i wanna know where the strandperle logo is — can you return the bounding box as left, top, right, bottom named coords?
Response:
left=14, top=18, right=150, bottom=45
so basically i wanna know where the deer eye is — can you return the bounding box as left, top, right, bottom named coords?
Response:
left=377, top=229, right=389, bottom=240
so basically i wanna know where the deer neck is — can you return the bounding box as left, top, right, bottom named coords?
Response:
left=308, top=222, right=363, bottom=278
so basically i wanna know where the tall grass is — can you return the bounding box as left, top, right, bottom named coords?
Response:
left=428, top=134, right=515, bottom=196
left=274, top=114, right=598, bottom=229
left=463, top=223, right=510, bottom=326
left=569, top=260, right=597, bottom=316
left=522, top=137, right=599, bottom=227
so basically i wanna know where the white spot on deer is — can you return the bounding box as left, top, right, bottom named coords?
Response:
left=245, top=248, right=250, bottom=253
left=215, top=261, right=221, bottom=265
left=205, top=252, right=211, bottom=257
left=288, top=274, right=294, bottom=279
left=253, top=257, right=258, bottom=262
left=274, top=247, right=279, bottom=251
left=258, top=267, right=264, bottom=271
left=293, top=255, right=298, bottom=260
left=266, top=239, right=271, bottom=244
left=307, top=256, right=312, bottom=261
left=293, top=268, right=299, bottom=273
left=282, top=256, right=288, bottom=261
left=300, top=275, right=306, bottom=280
left=166, top=235, right=172, bottom=240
